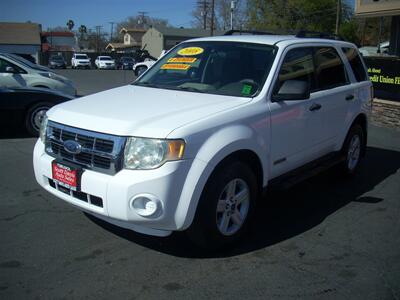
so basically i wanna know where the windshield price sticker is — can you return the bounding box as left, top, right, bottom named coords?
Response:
left=241, top=84, right=252, bottom=95
left=168, top=57, right=197, bottom=63
left=177, top=47, right=204, bottom=56
left=161, top=64, right=191, bottom=70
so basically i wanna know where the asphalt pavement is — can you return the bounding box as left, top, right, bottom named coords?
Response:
left=55, top=69, right=137, bottom=96
left=1, top=70, right=399, bottom=299
left=0, top=124, right=399, bottom=299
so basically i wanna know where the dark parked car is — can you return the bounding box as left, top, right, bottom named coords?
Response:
left=117, top=56, right=135, bottom=70
left=48, top=55, right=67, bottom=69
left=0, top=87, right=74, bottom=136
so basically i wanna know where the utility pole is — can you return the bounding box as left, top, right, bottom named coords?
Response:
left=95, top=25, right=102, bottom=53
left=335, top=0, right=341, bottom=35
left=138, top=11, right=148, bottom=28
left=210, top=0, right=215, bottom=36
left=109, top=22, right=116, bottom=42
left=197, top=1, right=209, bottom=30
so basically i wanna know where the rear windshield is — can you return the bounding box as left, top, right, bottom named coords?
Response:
left=134, top=41, right=277, bottom=97
left=76, top=55, right=88, bottom=59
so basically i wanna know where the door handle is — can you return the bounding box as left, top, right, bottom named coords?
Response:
left=345, top=94, right=355, bottom=101
left=309, top=103, right=322, bottom=111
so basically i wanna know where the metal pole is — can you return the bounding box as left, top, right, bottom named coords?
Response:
left=230, top=1, right=235, bottom=30
left=210, top=0, right=215, bottom=36
left=377, top=17, right=384, bottom=53
left=335, top=0, right=341, bottom=35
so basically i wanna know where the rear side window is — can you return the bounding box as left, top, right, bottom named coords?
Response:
left=341, top=47, right=368, bottom=82
left=273, top=47, right=316, bottom=95
left=314, top=47, right=348, bottom=90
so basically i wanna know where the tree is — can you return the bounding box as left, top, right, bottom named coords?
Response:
left=191, top=0, right=247, bottom=31
left=246, top=0, right=353, bottom=34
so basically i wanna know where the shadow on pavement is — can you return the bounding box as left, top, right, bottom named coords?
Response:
left=0, top=128, right=32, bottom=139
left=86, top=146, right=399, bottom=258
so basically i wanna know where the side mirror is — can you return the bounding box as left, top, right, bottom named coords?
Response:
left=5, top=66, right=17, bottom=73
left=272, top=80, right=310, bottom=101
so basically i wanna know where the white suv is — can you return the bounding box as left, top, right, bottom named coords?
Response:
left=71, top=53, right=91, bottom=69
left=33, top=33, right=372, bottom=248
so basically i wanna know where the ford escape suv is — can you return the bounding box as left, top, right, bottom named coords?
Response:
left=33, top=32, right=372, bottom=248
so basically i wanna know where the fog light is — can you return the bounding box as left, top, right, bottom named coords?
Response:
left=131, top=194, right=161, bottom=217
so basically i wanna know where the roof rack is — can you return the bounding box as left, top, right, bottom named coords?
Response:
left=296, top=30, right=343, bottom=40
left=224, top=30, right=276, bottom=36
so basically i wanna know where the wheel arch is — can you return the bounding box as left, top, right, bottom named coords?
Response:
left=344, top=113, right=368, bottom=156
left=175, top=125, right=269, bottom=230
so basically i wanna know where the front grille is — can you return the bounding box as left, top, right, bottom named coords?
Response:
left=45, top=121, right=126, bottom=175
left=48, top=178, right=103, bottom=207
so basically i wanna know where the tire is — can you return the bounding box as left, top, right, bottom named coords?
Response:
left=339, top=124, right=365, bottom=175
left=25, top=102, right=52, bottom=137
left=187, top=161, right=258, bottom=249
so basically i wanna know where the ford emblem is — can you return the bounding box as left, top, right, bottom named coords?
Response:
left=63, top=140, right=82, bottom=154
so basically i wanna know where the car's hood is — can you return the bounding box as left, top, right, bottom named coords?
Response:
left=75, top=59, right=90, bottom=62
left=48, top=85, right=250, bottom=137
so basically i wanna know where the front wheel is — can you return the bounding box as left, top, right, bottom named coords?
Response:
left=187, top=161, right=258, bottom=249
left=25, top=102, right=52, bottom=136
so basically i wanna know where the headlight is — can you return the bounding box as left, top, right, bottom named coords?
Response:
left=39, top=115, right=48, bottom=143
left=124, top=137, right=185, bottom=170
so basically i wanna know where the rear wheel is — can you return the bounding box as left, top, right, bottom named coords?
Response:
left=25, top=102, right=52, bottom=136
left=339, top=124, right=365, bottom=175
left=187, top=161, right=258, bottom=249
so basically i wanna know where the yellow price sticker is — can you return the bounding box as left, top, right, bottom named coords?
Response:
left=168, top=57, right=197, bottom=63
left=177, top=47, right=204, bottom=56
left=161, top=64, right=191, bottom=70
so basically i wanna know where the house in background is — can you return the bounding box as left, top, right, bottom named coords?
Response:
left=141, top=26, right=224, bottom=58
left=41, top=31, right=78, bottom=52
left=106, top=27, right=146, bottom=52
left=0, top=22, right=41, bottom=62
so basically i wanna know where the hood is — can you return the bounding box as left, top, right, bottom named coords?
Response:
left=76, top=58, right=90, bottom=62
left=48, top=85, right=249, bottom=138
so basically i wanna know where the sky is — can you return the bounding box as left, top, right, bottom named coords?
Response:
left=1, top=0, right=355, bottom=34
left=0, top=0, right=198, bottom=32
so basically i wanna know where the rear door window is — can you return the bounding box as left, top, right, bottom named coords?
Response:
left=314, top=47, right=348, bottom=90
left=341, top=47, right=368, bottom=82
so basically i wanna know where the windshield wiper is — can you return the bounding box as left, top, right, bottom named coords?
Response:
left=175, top=86, right=205, bottom=93
left=132, top=82, right=162, bottom=88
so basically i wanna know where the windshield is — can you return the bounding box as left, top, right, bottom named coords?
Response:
left=122, top=57, right=134, bottom=62
left=76, top=55, right=88, bottom=59
left=5, top=53, right=49, bottom=71
left=134, top=41, right=276, bottom=97
left=100, top=57, right=112, bottom=61
left=50, top=56, right=64, bottom=61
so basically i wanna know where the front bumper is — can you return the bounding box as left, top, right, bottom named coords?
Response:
left=33, top=140, right=194, bottom=236
left=75, top=62, right=91, bottom=68
left=98, top=64, right=115, bottom=69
